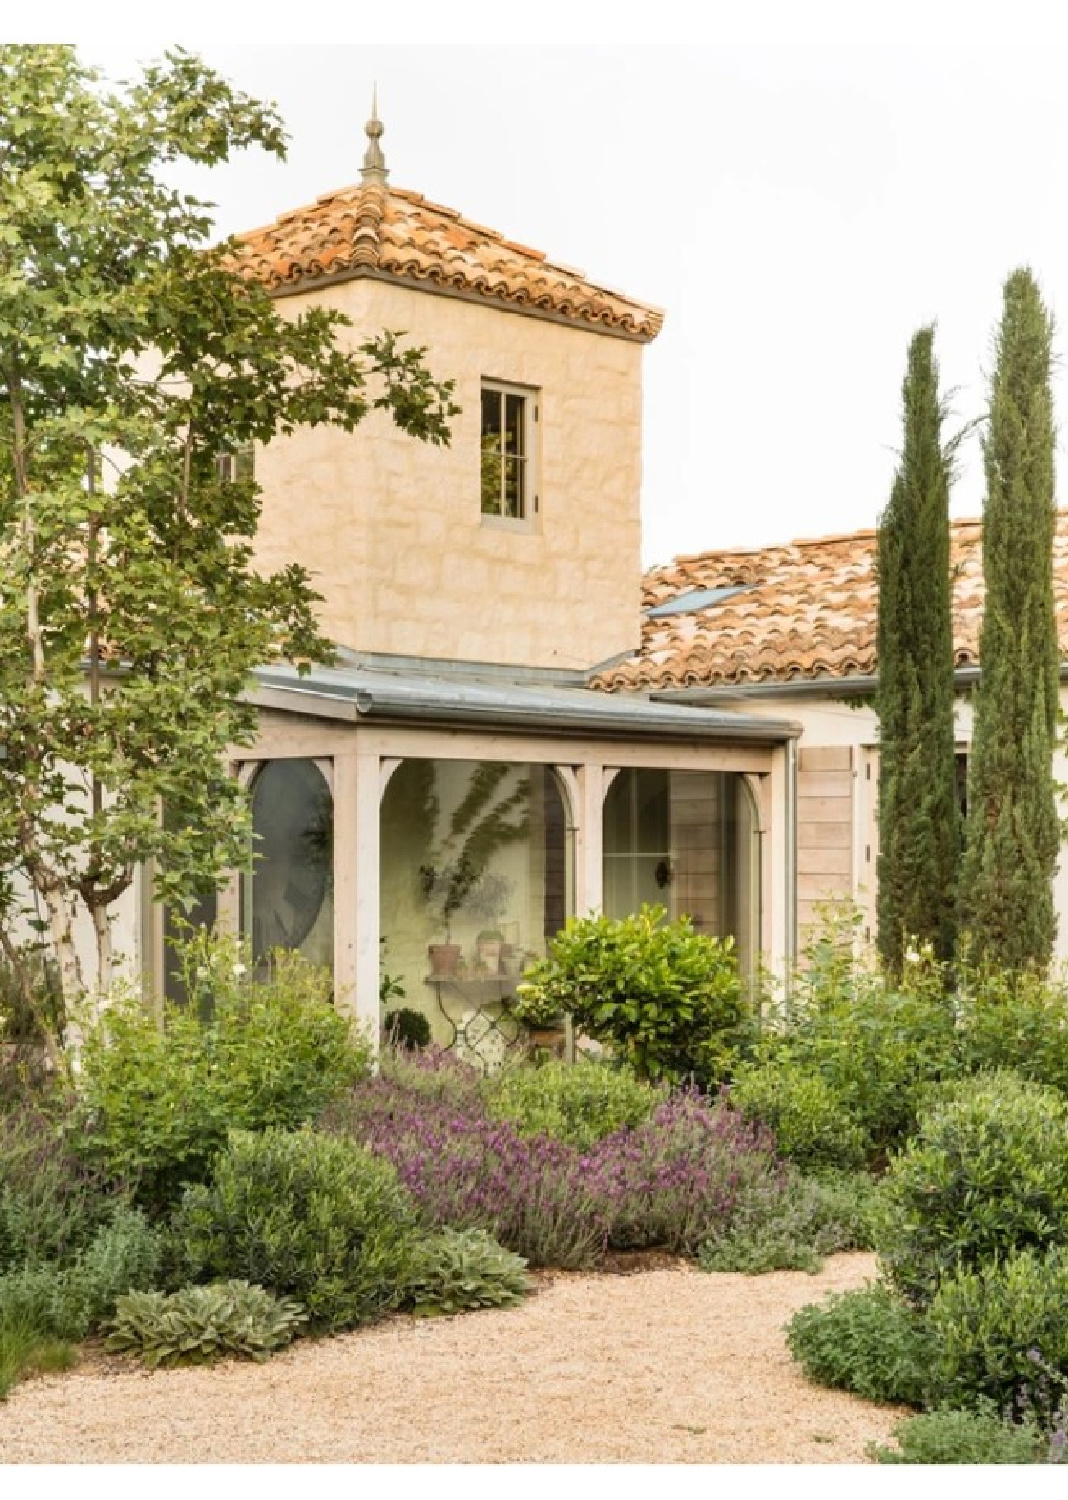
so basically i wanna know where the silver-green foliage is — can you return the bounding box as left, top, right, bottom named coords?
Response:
left=0, top=1207, right=162, bottom=1341
left=871, top=1407, right=1047, bottom=1465
left=874, top=1072, right=1068, bottom=1306
left=697, top=1170, right=878, bottom=1274
left=487, top=1059, right=661, bottom=1151
left=174, top=1128, right=417, bottom=1330
left=106, top=1281, right=306, bottom=1368
left=404, top=1228, right=532, bottom=1316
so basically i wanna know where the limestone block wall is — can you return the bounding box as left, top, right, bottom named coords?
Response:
left=252, top=277, right=645, bottom=671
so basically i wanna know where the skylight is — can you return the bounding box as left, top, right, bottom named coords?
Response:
left=645, top=584, right=755, bottom=619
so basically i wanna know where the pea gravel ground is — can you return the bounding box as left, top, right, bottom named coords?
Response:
left=0, top=1252, right=902, bottom=1465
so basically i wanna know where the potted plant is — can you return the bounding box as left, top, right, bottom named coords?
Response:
left=420, top=855, right=478, bottom=977
left=466, top=871, right=514, bottom=975
left=474, top=929, right=503, bottom=973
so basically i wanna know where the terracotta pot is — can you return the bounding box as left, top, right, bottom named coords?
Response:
left=475, top=938, right=502, bottom=973
left=527, top=1023, right=566, bottom=1057
left=428, top=943, right=462, bottom=978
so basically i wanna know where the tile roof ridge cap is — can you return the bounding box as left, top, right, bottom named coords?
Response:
left=666, top=527, right=880, bottom=568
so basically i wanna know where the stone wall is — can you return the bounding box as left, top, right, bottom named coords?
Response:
left=252, top=277, right=645, bottom=671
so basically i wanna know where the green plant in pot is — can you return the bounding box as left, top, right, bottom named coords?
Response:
left=468, top=871, right=514, bottom=975
left=420, top=855, right=477, bottom=976
left=419, top=765, right=529, bottom=979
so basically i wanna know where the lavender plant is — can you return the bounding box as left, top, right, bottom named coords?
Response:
left=585, top=1091, right=789, bottom=1255
left=329, top=1073, right=609, bottom=1268
left=328, top=1060, right=812, bottom=1268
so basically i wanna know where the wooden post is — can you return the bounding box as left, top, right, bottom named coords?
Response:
left=575, top=761, right=605, bottom=919
left=353, top=747, right=382, bottom=1056
left=332, top=752, right=359, bottom=1022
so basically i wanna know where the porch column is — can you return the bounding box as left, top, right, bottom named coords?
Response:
left=575, top=762, right=604, bottom=919
left=325, top=749, right=384, bottom=1049
left=353, top=747, right=383, bottom=1051
left=332, top=752, right=359, bottom=1021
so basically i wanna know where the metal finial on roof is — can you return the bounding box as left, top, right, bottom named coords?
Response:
left=361, top=86, right=388, bottom=185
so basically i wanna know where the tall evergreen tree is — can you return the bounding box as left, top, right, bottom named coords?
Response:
left=875, top=326, right=959, bottom=975
left=959, top=268, right=1059, bottom=973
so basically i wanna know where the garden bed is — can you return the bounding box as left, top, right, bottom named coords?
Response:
left=0, top=1253, right=902, bottom=1465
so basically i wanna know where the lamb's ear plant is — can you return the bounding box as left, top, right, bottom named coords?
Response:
left=403, top=1228, right=532, bottom=1316
left=106, top=1281, right=306, bottom=1367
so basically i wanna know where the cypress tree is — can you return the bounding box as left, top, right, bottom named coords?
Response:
left=876, top=326, right=959, bottom=975
left=959, top=267, right=1059, bottom=973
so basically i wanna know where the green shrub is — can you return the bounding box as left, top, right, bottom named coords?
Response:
left=512, top=904, right=748, bottom=1085
left=875, top=1071, right=1068, bottom=1305
left=698, top=1169, right=879, bottom=1274
left=78, top=941, right=372, bottom=1211
left=0, top=1104, right=114, bottom=1271
left=0, top=1312, right=74, bottom=1401
left=807, top=1170, right=881, bottom=1251
left=173, top=1128, right=417, bottom=1330
left=871, top=1407, right=1046, bottom=1464
left=927, top=1247, right=1068, bottom=1423
left=954, top=963, right=1068, bottom=1097
left=0, top=1207, right=163, bottom=1342
left=0, top=949, right=64, bottom=1048
left=785, top=1282, right=935, bottom=1406
left=107, top=1281, right=306, bottom=1367
left=487, top=1058, right=660, bottom=1150
left=384, top=1007, right=432, bottom=1051
left=746, top=931, right=960, bottom=1167
left=403, top=1228, right=532, bottom=1315
left=729, top=1060, right=869, bottom=1172
left=376, top=1046, right=486, bottom=1109
left=68, top=1207, right=164, bottom=1327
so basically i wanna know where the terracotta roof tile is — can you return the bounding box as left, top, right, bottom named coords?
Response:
left=594, top=513, right=1068, bottom=691
left=230, top=183, right=663, bottom=343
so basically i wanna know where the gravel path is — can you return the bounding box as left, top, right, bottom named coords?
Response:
left=0, top=1252, right=902, bottom=1464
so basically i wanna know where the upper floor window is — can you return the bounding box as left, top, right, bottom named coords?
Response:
left=215, top=441, right=255, bottom=485
left=481, top=381, right=537, bottom=522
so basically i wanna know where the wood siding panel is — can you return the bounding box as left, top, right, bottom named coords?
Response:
left=797, top=746, right=853, bottom=773
left=797, top=745, right=854, bottom=942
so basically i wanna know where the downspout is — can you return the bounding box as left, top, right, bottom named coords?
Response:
left=785, top=737, right=798, bottom=1004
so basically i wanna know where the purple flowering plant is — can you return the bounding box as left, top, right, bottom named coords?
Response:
left=324, top=1051, right=794, bottom=1267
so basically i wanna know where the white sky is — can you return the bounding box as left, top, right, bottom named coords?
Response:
left=21, top=3, right=1068, bottom=567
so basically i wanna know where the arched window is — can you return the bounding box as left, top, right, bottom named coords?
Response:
left=379, top=760, right=573, bottom=1062
left=603, top=769, right=760, bottom=981
left=245, top=758, right=334, bottom=971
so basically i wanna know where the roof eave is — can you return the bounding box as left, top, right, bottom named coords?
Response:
left=252, top=263, right=663, bottom=345
left=249, top=668, right=801, bottom=742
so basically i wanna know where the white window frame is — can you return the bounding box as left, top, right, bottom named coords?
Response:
left=215, top=441, right=255, bottom=485
left=480, top=379, right=539, bottom=531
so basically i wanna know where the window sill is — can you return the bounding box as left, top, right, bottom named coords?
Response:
left=480, top=512, right=538, bottom=536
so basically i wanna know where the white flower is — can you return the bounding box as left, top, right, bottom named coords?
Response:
left=904, top=946, right=921, bottom=964
left=232, top=962, right=247, bottom=977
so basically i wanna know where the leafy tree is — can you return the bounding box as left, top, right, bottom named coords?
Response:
left=0, top=45, right=456, bottom=1027
left=875, top=326, right=959, bottom=973
left=959, top=268, right=1059, bottom=972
